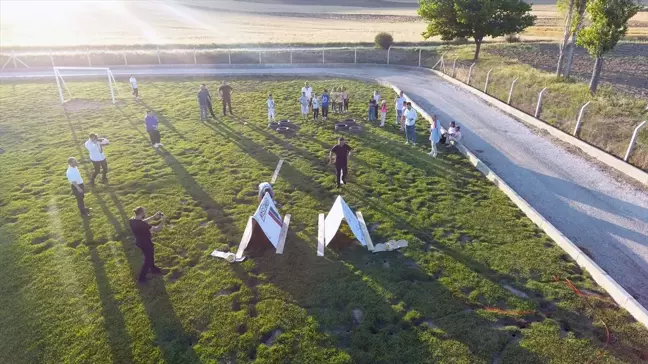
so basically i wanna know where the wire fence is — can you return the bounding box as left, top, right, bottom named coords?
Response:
left=1, top=46, right=645, bottom=169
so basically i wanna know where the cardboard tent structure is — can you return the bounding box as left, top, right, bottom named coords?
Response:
left=317, top=195, right=374, bottom=256
left=211, top=192, right=291, bottom=262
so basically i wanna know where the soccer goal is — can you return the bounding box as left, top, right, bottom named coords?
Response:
left=53, top=67, right=120, bottom=104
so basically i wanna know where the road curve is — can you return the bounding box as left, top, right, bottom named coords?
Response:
left=3, top=65, right=647, bottom=307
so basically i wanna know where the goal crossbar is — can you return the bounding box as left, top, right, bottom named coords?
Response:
left=53, top=67, right=120, bottom=104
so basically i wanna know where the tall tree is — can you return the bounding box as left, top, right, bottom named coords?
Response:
left=562, top=0, right=588, bottom=78
left=418, top=0, right=536, bottom=60
left=556, top=0, right=576, bottom=76
left=577, top=0, right=641, bottom=93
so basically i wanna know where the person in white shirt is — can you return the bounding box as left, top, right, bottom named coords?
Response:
left=267, top=94, right=276, bottom=122
left=394, top=91, right=406, bottom=127
left=129, top=75, right=139, bottom=98
left=299, top=92, right=309, bottom=119
left=258, top=182, right=275, bottom=202
left=84, top=133, right=110, bottom=185
left=441, top=121, right=456, bottom=144
left=66, top=157, right=90, bottom=216
left=448, top=126, right=463, bottom=143
left=404, top=102, right=417, bottom=145
left=301, top=82, right=313, bottom=111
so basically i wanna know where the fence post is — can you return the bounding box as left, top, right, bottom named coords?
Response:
left=452, top=57, right=458, bottom=77
left=624, top=120, right=647, bottom=162
left=123, top=48, right=128, bottom=65
left=387, top=46, right=391, bottom=65
left=87, top=49, right=92, bottom=67
left=354, top=48, right=357, bottom=64
left=467, top=63, right=476, bottom=84
left=572, top=101, right=592, bottom=136
left=49, top=50, right=55, bottom=67
left=193, top=48, right=197, bottom=64
left=290, top=48, right=293, bottom=64
left=259, top=50, right=262, bottom=64
left=157, top=46, right=161, bottom=64
left=535, top=88, right=548, bottom=118
left=12, top=51, right=17, bottom=68
left=228, top=49, right=231, bottom=64
left=484, top=69, right=493, bottom=93
left=322, top=49, right=325, bottom=64
left=418, top=49, right=422, bottom=67
left=508, top=78, right=518, bottom=105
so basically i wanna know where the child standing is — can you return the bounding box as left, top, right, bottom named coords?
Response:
left=312, top=93, right=320, bottom=120
left=379, top=100, right=387, bottom=126
left=299, top=92, right=309, bottom=120
left=267, top=94, right=275, bottom=122
left=321, top=90, right=330, bottom=120
left=368, top=99, right=377, bottom=122
left=342, top=87, right=349, bottom=113
left=331, top=87, right=338, bottom=114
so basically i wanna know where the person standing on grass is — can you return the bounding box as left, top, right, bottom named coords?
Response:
left=400, top=101, right=408, bottom=131
left=368, top=99, right=377, bottom=122
left=267, top=93, right=276, bottom=122
left=428, top=114, right=441, bottom=157
left=129, top=75, right=139, bottom=98
left=145, top=110, right=162, bottom=148
left=197, top=84, right=212, bottom=121
left=299, top=92, right=309, bottom=120
left=84, top=133, right=110, bottom=186
left=404, top=102, right=417, bottom=145
left=130, top=207, right=166, bottom=284
left=66, top=157, right=91, bottom=217
left=379, top=100, right=387, bottom=127
left=342, top=87, right=349, bottom=113
left=329, top=137, right=352, bottom=188
left=395, top=91, right=406, bottom=127
left=372, top=90, right=380, bottom=120
left=331, top=87, right=338, bottom=114
left=301, top=82, right=313, bottom=112
left=312, top=92, right=320, bottom=120
left=219, top=81, right=233, bottom=116
left=321, top=89, right=330, bottom=120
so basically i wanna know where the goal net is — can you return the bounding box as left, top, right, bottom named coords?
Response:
left=53, top=67, right=120, bottom=104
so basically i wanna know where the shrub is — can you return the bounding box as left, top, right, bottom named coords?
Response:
left=505, top=33, right=521, bottom=43
left=374, top=32, right=394, bottom=49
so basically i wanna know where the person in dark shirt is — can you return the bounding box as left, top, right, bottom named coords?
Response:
left=219, top=81, right=233, bottom=116
left=329, top=137, right=353, bottom=188
left=129, top=206, right=166, bottom=283
left=197, top=84, right=214, bottom=121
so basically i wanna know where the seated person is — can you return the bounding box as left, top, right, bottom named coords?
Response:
left=440, top=121, right=456, bottom=144
left=448, top=126, right=462, bottom=143
left=258, top=182, right=275, bottom=202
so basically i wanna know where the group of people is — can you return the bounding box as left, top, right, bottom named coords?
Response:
left=69, top=76, right=466, bottom=284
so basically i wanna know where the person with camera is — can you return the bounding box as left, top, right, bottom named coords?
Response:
left=129, top=207, right=166, bottom=284
left=84, top=133, right=110, bottom=186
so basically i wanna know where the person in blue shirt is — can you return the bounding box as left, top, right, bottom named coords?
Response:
left=368, top=99, right=377, bottom=122
left=321, top=89, right=330, bottom=120
left=145, top=110, right=162, bottom=148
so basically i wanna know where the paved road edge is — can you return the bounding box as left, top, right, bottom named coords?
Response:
left=389, top=82, right=648, bottom=329
left=424, top=68, right=648, bottom=186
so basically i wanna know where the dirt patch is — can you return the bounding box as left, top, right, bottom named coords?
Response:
left=485, top=43, right=648, bottom=98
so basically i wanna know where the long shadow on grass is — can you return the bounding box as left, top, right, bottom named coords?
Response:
left=65, top=109, right=200, bottom=363
left=83, top=219, right=134, bottom=363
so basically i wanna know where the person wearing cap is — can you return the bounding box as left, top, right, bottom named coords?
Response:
left=66, top=157, right=91, bottom=216
left=329, top=137, right=352, bottom=188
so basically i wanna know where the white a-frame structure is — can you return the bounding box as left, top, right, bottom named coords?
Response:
left=317, top=196, right=374, bottom=256
left=53, top=67, right=120, bottom=104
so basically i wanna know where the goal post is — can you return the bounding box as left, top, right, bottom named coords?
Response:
left=53, top=67, right=120, bottom=104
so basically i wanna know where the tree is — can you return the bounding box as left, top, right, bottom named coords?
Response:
left=562, top=0, right=588, bottom=78
left=577, top=0, right=641, bottom=93
left=556, top=0, right=575, bottom=76
left=418, top=0, right=536, bottom=60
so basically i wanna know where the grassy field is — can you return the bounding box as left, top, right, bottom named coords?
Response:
left=1, top=78, right=647, bottom=364
left=439, top=44, right=648, bottom=171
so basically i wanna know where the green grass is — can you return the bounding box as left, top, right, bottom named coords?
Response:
left=438, top=44, right=648, bottom=170
left=0, top=78, right=646, bottom=364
